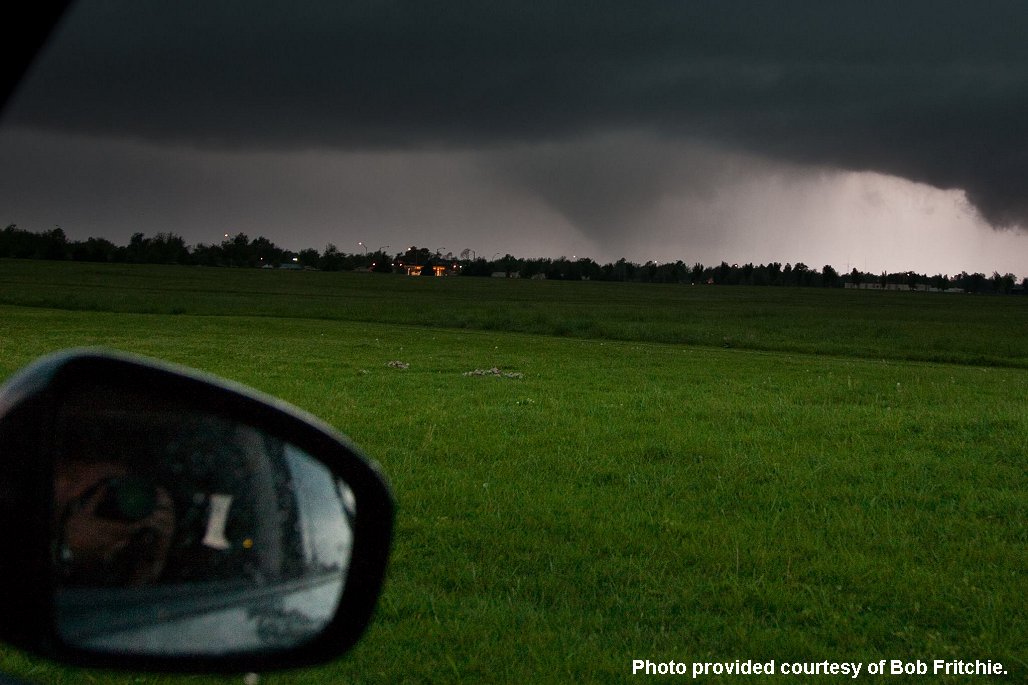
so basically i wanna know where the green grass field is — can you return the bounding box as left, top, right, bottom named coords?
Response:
left=0, top=261, right=1025, bottom=683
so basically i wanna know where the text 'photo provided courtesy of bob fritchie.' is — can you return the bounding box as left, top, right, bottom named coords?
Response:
left=631, top=658, right=1009, bottom=678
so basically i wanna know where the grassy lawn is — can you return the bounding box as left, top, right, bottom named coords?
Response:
left=2, top=260, right=1027, bottom=368
left=0, top=262, right=1025, bottom=683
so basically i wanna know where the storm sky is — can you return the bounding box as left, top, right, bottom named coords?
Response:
left=2, top=1, right=1027, bottom=275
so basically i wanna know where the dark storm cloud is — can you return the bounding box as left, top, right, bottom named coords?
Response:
left=8, top=0, right=1028, bottom=228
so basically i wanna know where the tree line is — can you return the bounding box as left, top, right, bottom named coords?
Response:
left=2, top=224, right=1024, bottom=294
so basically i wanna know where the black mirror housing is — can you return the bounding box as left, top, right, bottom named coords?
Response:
left=0, top=349, right=393, bottom=673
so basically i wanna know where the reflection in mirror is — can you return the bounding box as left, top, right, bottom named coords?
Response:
left=52, top=385, right=354, bottom=656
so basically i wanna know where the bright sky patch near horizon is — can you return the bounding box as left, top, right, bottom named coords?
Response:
left=2, top=1, right=1026, bottom=277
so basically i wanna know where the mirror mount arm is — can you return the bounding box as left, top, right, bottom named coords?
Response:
left=0, top=373, right=62, bottom=654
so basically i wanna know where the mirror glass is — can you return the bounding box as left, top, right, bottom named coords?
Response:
left=51, top=385, right=354, bottom=656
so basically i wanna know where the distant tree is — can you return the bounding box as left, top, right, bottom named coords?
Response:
left=653, top=260, right=687, bottom=284
left=575, top=257, right=602, bottom=281
left=320, top=243, right=345, bottom=271
left=988, top=271, right=1015, bottom=294
left=1, top=223, right=68, bottom=259
left=221, top=233, right=254, bottom=267
left=125, top=232, right=148, bottom=262
left=498, top=253, right=518, bottom=277
left=191, top=242, right=224, bottom=266
left=399, top=246, right=432, bottom=269
left=297, top=248, right=320, bottom=268
left=0, top=224, right=41, bottom=258
left=519, top=258, right=543, bottom=279
left=39, top=226, right=68, bottom=260
left=71, top=236, right=119, bottom=262
left=613, top=257, right=636, bottom=282
left=369, top=250, right=393, bottom=273
left=462, top=257, right=491, bottom=276
left=250, top=235, right=286, bottom=267
left=793, top=262, right=811, bottom=286
left=965, top=272, right=986, bottom=293
left=150, top=232, right=189, bottom=263
left=3, top=224, right=1025, bottom=291
left=904, top=271, right=923, bottom=289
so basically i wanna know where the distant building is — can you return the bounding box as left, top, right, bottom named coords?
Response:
left=404, top=263, right=453, bottom=277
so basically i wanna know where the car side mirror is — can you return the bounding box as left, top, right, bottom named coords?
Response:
left=0, top=349, right=393, bottom=673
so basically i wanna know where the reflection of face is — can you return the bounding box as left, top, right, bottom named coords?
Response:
left=55, top=461, right=175, bottom=587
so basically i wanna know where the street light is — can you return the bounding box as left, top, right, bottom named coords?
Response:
left=358, top=241, right=367, bottom=254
